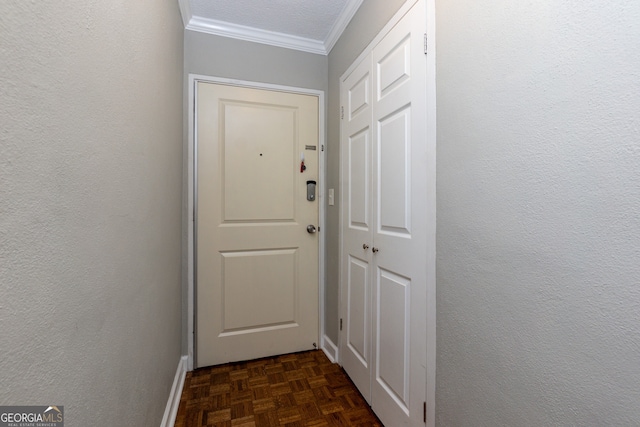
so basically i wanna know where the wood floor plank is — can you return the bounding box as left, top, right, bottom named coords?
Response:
left=175, top=350, right=382, bottom=426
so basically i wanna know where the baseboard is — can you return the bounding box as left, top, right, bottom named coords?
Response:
left=160, top=355, right=188, bottom=427
left=321, top=334, right=339, bottom=363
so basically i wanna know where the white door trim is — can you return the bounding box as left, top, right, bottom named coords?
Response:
left=425, top=1, right=437, bottom=425
left=187, top=74, right=326, bottom=370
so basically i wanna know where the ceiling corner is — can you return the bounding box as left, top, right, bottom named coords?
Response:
left=178, top=0, right=192, bottom=28
left=324, top=0, right=364, bottom=54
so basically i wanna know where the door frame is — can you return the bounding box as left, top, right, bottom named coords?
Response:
left=187, top=74, right=326, bottom=370
left=337, top=0, right=436, bottom=425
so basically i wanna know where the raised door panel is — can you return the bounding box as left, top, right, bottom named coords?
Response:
left=377, top=107, right=411, bottom=237
left=221, top=249, right=297, bottom=333
left=349, top=129, right=370, bottom=229
left=222, top=102, right=296, bottom=222
left=347, top=256, right=369, bottom=366
left=376, top=268, right=411, bottom=411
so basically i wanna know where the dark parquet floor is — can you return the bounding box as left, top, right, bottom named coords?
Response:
left=174, top=350, right=383, bottom=427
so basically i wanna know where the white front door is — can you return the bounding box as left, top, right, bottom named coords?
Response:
left=341, top=1, right=430, bottom=425
left=196, top=82, right=319, bottom=368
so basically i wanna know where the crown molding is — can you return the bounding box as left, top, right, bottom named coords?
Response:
left=179, top=0, right=363, bottom=55
left=324, top=0, right=364, bottom=54
left=185, top=16, right=327, bottom=55
left=177, top=0, right=192, bottom=28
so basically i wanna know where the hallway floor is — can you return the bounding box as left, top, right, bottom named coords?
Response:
left=175, top=350, right=382, bottom=426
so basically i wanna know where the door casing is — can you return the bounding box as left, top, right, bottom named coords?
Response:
left=187, top=74, right=327, bottom=371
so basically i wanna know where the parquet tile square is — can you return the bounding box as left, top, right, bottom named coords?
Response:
left=175, top=350, right=383, bottom=427
left=253, top=397, right=277, bottom=413
left=231, top=416, right=256, bottom=427
left=292, top=389, right=316, bottom=405
left=251, top=385, right=272, bottom=400
left=277, top=406, right=302, bottom=423
left=208, top=408, right=232, bottom=423
left=210, top=384, right=231, bottom=398
left=270, top=382, right=293, bottom=396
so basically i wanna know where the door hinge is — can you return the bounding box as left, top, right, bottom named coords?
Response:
left=424, top=33, right=428, bottom=55
left=341, top=106, right=344, bottom=120
left=423, top=402, right=427, bottom=423
left=340, top=318, right=343, bottom=331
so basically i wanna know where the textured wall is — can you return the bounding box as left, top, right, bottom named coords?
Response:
left=436, top=0, right=640, bottom=425
left=182, top=31, right=328, bottom=354
left=0, top=1, right=184, bottom=426
left=326, top=0, right=407, bottom=346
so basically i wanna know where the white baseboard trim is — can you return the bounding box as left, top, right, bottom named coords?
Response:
left=160, top=355, right=188, bottom=427
left=321, top=334, right=339, bottom=363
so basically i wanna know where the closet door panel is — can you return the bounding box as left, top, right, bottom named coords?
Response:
left=349, top=129, right=371, bottom=229
left=376, top=267, right=410, bottom=405
left=347, top=256, right=369, bottom=364
left=378, top=107, right=411, bottom=236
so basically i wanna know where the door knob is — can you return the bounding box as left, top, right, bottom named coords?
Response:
left=372, top=247, right=379, bottom=253
left=363, top=244, right=369, bottom=250
left=307, top=225, right=317, bottom=234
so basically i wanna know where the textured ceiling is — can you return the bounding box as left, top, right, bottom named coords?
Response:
left=187, top=0, right=355, bottom=49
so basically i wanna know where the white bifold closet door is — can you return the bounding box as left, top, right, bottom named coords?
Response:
left=340, top=1, right=429, bottom=426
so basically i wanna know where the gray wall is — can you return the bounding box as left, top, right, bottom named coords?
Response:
left=0, top=1, right=184, bottom=426
left=436, top=0, right=640, bottom=425
left=183, top=31, right=328, bottom=353
left=325, top=0, right=407, bottom=345
left=185, top=31, right=328, bottom=90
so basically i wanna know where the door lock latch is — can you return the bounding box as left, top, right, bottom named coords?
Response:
left=307, top=180, right=316, bottom=201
